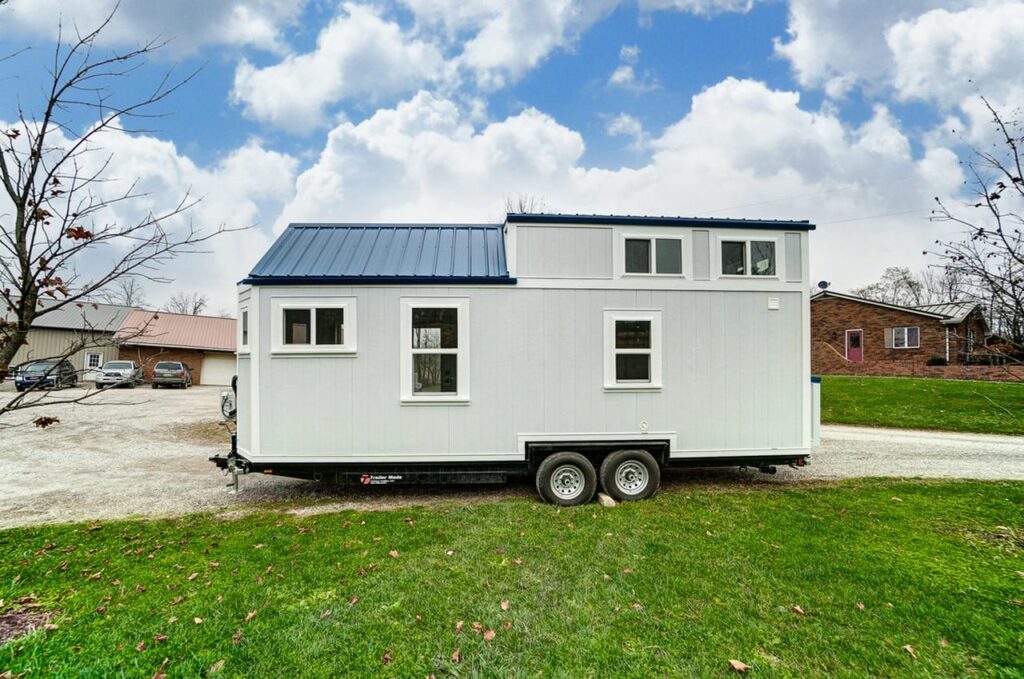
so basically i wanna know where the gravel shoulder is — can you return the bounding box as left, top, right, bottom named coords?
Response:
left=1, top=385, right=1021, bottom=530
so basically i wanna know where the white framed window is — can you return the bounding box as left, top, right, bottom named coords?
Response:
left=400, top=298, right=470, bottom=403
left=604, top=310, right=662, bottom=390
left=967, top=329, right=976, bottom=353
left=239, top=307, right=250, bottom=352
left=270, top=297, right=356, bottom=354
left=719, top=238, right=777, bottom=277
left=85, top=352, right=102, bottom=370
left=623, top=235, right=684, bottom=275
left=886, top=326, right=920, bottom=349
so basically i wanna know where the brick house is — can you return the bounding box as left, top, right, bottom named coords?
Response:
left=114, top=310, right=236, bottom=385
left=811, top=290, right=992, bottom=377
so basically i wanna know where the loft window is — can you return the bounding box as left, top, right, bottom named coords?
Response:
left=271, top=298, right=357, bottom=354
left=401, top=298, right=469, bottom=402
left=604, top=310, right=662, bottom=389
left=624, top=237, right=683, bottom=275
left=721, top=239, right=776, bottom=277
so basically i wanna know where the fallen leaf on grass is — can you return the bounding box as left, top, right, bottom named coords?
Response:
left=170, top=596, right=184, bottom=606
left=136, top=585, right=146, bottom=593
left=87, top=524, right=102, bottom=532
left=320, top=610, right=332, bottom=619
left=348, top=596, right=359, bottom=606
left=187, top=573, right=198, bottom=581
left=513, top=558, right=523, bottom=565
left=88, top=570, right=104, bottom=580
left=632, top=602, right=644, bottom=610
left=193, top=617, right=203, bottom=625
left=43, top=623, right=58, bottom=631
left=168, top=617, right=177, bottom=624
left=209, top=562, right=219, bottom=570
left=503, top=621, right=512, bottom=630
left=153, top=634, right=168, bottom=643
left=136, top=641, right=146, bottom=652
left=1015, top=571, right=1024, bottom=578
left=403, top=517, right=414, bottom=526
left=792, top=605, right=805, bottom=616
left=602, top=574, right=611, bottom=581
left=623, top=568, right=633, bottom=574
left=940, top=639, right=949, bottom=648
left=152, top=657, right=169, bottom=679
left=208, top=659, right=225, bottom=674
left=902, top=645, right=917, bottom=658
left=891, top=497, right=902, bottom=503
left=381, top=648, right=393, bottom=665
left=451, top=648, right=461, bottom=663
left=729, top=659, right=751, bottom=673
left=389, top=550, right=400, bottom=558
left=471, top=622, right=482, bottom=633
left=232, top=629, right=243, bottom=645
left=445, top=550, right=454, bottom=557
left=244, top=610, right=258, bottom=622
left=856, top=603, right=865, bottom=611
left=455, top=621, right=464, bottom=633
left=483, top=629, right=496, bottom=641
left=500, top=599, right=509, bottom=611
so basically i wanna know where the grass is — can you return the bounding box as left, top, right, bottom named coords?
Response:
left=821, top=375, right=1024, bottom=435
left=1, top=480, right=1023, bottom=677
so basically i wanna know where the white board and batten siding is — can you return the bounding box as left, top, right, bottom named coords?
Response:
left=238, top=219, right=812, bottom=465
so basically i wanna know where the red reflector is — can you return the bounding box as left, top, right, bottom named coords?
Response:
left=178, top=371, right=184, bottom=377
left=796, top=458, right=806, bottom=466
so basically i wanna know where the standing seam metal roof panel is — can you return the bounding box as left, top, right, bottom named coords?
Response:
left=246, top=224, right=513, bottom=283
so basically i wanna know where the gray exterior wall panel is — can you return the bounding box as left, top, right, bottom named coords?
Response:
left=517, top=226, right=613, bottom=279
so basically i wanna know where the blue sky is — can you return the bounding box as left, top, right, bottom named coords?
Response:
left=1, top=0, right=1021, bottom=310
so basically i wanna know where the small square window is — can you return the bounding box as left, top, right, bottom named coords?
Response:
left=722, top=241, right=746, bottom=275
left=412, top=308, right=458, bottom=348
left=315, top=307, right=344, bottom=345
left=655, top=239, right=682, bottom=274
left=283, top=308, right=310, bottom=345
left=402, top=299, right=469, bottom=402
left=907, top=326, right=920, bottom=348
left=625, top=239, right=651, bottom=274
left=615, top=320, right=651, bottom=349
left=413, top=353, right=458, bottom=393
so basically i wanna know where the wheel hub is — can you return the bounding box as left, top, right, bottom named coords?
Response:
left=550, top=464, right=584, bottom=499
left=615, top=461, right=649, bottom=493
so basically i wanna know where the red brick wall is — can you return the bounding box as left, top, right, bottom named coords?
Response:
left=118, top=345, right=207, bottom=384
left=811, top=297, right=1019, bottom=381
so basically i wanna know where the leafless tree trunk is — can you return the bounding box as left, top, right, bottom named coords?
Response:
left=163, top=291, right=208, bottom=315
left=0, top=9, right=239, bottom=421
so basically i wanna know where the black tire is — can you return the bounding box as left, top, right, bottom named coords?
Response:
left=535, top=452, right=597, bottom=506
left=152, top=383, right=158, bottom=389
left=599, top=449, right=661, bottom=502
left=15, top=386, right=23, bottom=393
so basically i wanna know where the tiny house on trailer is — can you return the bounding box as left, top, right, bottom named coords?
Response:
left=212, top=213, right=819, bottom=505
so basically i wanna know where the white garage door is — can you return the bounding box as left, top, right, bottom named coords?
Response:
left=201, top=353, right=236, bottom=386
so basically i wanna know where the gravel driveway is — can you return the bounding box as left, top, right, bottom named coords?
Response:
left=1, top=385, right=1021, bottom=529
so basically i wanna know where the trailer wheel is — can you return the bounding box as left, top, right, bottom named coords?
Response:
left=535, top=452, right=597, bottom=506
left=599, top=449, right=660, bottom=502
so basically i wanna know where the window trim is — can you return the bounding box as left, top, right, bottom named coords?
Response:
left=84, top=352, right=103, bottom=371
left=890, top=326, right=920, bottom=350
left=604, top=309, right=662, bottom=391
left=716, top=236, right=779, bottom=278
left=619, top=233, right=686, bottom=278
left=270, top=297, right=357, bottom=355
left=238, top=306, right=250, bottom=354
left=400, top=297, right=470, bottom=404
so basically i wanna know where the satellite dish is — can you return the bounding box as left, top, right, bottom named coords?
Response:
left=817, top=281, right=830, bottom=290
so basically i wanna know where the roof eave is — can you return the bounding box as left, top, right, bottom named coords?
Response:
left=241, top=275, right=518, bottom=286
left=506, top=213, right=816, bottom=230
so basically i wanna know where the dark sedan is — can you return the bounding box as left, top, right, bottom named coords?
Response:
left=15, top=359, right=78, bottom=392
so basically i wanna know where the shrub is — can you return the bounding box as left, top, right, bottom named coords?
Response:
left=926, top=356, right=949, bottom=366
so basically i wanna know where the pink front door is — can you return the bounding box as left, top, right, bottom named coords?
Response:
left=846, top=330, right=863, bottom=362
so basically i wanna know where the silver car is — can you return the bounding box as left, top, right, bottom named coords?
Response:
left=95, top=360, right=143, bottom=388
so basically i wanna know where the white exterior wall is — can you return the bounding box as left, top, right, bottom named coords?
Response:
left=239, top=223, right=812, bottom=463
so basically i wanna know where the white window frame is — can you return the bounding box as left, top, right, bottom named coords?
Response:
left=400, top=298, right=470, bottom=404
left=270, top=297, right=357, bottom=355
left=84, top=352, right=102, bottom=370
left=620, top=233, right=686, bottom=277
left=604, top=309, right=662, bottom=390
left=716, top=236, right=779, bottom=278
left=238, top=306, right=250, bottom=354
left=890, top=326, right=920, bottom=349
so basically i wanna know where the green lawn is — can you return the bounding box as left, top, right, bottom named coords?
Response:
left=821, top=375, right=1024, bottom=435
left=2, top=480, right=1023, bottom=677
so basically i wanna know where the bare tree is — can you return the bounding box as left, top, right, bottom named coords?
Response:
left=97, top=277, right=147, bottom=307
left=504, top=193, right=546, bottom=214
left=930, top=98, right=1024, bottom=347
left=850, top=266, right=925, bottom=307
left=163, top=291, right=208, bottom=315
left=0, top=10, right=237, bottom=421
left=919, top=267, right=968, bottom=305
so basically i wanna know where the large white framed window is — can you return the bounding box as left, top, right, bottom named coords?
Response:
left=270, top=297, right=356, bottom=354
left=622, top=235, right=684, bottom=276
left=400, top=298, right=470, bottom=403
left=604, top=310, right=662, bottom=390
left=886, top=326, right=920, bottom=349
left=719, top=238, right=777, bottom=277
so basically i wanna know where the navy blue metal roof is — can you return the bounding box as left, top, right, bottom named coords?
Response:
left=245, top=223, right=513, bottom=285
left=506, top=212, right=816, bottom=230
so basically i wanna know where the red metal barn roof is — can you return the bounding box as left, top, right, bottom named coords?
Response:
left=115, top=310, right=236, bottom=352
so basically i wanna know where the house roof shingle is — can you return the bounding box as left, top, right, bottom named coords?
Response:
left=115, top=310, right=236, bottom=352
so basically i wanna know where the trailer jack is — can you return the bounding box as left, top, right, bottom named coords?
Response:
left=758, top=464, right=777, bottom=475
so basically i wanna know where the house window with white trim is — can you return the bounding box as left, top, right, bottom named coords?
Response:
left=270, top=298, right=356, bottom=354
left=401, top=298, right=469, bottom=402
left=85, top=352, right=102, bottom=370
left=720, top=239, right=776, bottom=276
left=604, top=310, right=662, bottom=389
left=886, top=326, right=920, bottom=349
left=624, top=237, right=683, bottom=275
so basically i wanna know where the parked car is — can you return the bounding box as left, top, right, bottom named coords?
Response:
left=151, top=361, right=193, bottom=389
left=15, top=359, right=77, bottom=391
left=95, top=360, right=144, bottom=388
